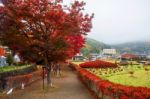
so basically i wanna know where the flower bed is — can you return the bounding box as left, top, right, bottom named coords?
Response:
left=80, top=60, right=118, bottom=68
left=73, top=62, right=150, bottom=99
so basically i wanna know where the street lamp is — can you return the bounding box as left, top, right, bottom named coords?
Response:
left=42, top=66, right=46, bottom=90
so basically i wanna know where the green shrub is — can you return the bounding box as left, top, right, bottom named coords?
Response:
left=6, top=54, right=14, bottom=65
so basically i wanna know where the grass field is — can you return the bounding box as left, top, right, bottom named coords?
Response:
left=87, top=65, right=150, bottom=88
left=105, top=70, right=150, bottom=88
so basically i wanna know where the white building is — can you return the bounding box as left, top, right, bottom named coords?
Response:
left=102, top=49, right=117, bottom=55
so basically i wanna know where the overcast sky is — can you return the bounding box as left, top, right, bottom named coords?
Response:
left=1, top=0, right=150, bottom=44
left=65, top=0, right=150, bottom=44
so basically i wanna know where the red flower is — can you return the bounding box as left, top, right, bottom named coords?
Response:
left=80, top=60, right=117, bottom=68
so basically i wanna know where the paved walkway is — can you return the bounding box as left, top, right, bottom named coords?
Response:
left=1, top=66, right=96, bottom=99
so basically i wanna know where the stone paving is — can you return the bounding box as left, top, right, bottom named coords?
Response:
left=0, top=66, right=97, bottom=99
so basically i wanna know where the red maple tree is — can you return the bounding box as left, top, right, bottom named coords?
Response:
left=0, top=0, right=93, bottom=86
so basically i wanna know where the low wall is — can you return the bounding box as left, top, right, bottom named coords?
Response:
left=0, top=69, right=43, bottom=91
left=73, top=64, right=150, bottom=99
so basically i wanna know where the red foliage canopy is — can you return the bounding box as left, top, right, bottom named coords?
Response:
left=0, top=0, right=93, bottom=64
left=0, top=47, right=6, bottom=56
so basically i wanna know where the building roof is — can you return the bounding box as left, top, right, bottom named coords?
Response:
left=121, top=53, right=138, bottom=59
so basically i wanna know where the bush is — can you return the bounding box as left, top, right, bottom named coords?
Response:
left=6, top=54, right=14, bottom=65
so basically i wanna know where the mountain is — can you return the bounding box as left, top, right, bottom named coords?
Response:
left=81, top=38, right=150, bottom=55
left=112, top=41, right=150, bottom=54
left=81, top=38, right=110, bottom=56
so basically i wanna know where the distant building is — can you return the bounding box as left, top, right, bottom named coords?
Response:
left=102, top=49, right=117, bottom=55
left=72, top=53, right=85, bottom=61
left=136, top=54, right=147, bottom=61
left=121, top=53, right=138, bottom=60
left=102, top=49, right=117, bottom=56
left=147, top=55, right=150, bottom=59
left=90, top=53, right=100, bottom=61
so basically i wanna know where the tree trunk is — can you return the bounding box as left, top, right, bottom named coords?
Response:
left=46, top=65, right=52, bottom=87
left=44, top=56, right=52, bottom=87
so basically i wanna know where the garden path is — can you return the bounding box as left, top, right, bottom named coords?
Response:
left=1, top=65, right=97, bottom=99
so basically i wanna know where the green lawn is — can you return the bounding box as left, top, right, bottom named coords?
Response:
left=87, top=65, right=150, bottom=88
left=105, top=70, right=150, bottom=88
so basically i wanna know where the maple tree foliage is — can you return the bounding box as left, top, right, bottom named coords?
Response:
left=0, top=0, right=93, bottom=85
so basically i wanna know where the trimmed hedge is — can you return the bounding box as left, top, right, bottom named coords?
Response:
left=0, top=65, right=37, bottom=80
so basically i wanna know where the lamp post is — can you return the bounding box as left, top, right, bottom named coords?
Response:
left=42, top=66, right=46, bottom=90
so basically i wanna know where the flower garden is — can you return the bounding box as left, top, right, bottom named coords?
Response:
left=86, top=65, right=150, bottom=88
left=74, top=60, right=150, bottom=99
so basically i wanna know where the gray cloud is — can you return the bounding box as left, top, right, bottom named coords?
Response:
left=64, top=0, right=149, bottom=44
left=83, top=0, right=150, bottom=44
